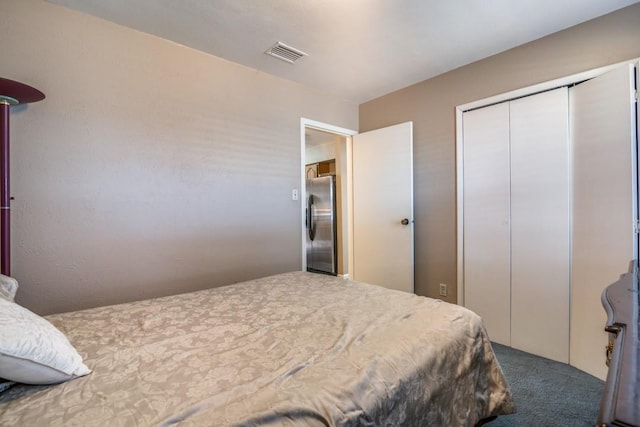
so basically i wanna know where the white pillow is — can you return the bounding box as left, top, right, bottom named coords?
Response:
left=0, top=274, right=18, bottom=302
left=0, top=298, right=91, bottom=385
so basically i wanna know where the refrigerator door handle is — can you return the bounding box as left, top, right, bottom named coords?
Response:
left=307, top=195, right=316, bottom=241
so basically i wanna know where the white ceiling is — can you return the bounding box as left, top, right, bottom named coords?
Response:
left=48, top=0, right=639, bottom=104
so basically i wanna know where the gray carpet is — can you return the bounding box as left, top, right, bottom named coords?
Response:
left=488, top=343, right=604, bottom=427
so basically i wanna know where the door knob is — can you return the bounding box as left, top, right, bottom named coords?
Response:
left=401, top=218, right=410, bottom=225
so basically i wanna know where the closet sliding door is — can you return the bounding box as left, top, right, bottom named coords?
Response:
left=510, top=88, right=570, bottom=362
left=461, top=62, right=638, bottom=376
left=462, top=88, right=570, bottom=360
left=570, top=64, right=637, bottom=379
left=462, top=102, right=511, bottom=346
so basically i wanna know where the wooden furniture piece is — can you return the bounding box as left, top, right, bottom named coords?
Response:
left=599, top=261, right=640, bottom=427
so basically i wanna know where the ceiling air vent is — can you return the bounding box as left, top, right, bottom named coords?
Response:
left=265, top=42, right=307, bottom=64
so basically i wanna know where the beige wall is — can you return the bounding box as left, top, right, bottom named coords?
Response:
left=359, top=4, right=640, bottom=303
left=0, top=0, right=357, bottom=315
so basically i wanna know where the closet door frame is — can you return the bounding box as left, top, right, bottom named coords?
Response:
left=455, top=58, right=638, bottom=306
left=457, top=59, right=639, bottom=380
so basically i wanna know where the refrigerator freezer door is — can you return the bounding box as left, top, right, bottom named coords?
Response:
left=306, top=176, right=337, bottom=275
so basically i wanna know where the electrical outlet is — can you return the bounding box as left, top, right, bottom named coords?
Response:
left=439, top=283, right=448, bottom=297
left=292, top=189, right=299, bottom=201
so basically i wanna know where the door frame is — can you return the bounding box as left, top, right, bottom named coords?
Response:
left=300, top=118, right=357, bottom=275
left=455, top=58, right=639, bottom=306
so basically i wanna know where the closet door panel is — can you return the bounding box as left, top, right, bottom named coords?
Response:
left=510, top=88, right=570, bottom=363
left=462, top=102, right=511, bottom=345
left=571, top=64, right=636, bottom=379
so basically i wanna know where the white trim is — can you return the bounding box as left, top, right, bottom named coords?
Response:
left=636, top=63, right=640, bottom=261
left=456, top=57, right=640, bottom=307
left=345, top=135, right=354, bottom=280
left=301, top=118, right=358, bottom=137
left=630, top=63, right=639, bottom=261
left=300, top=118, right=357, bottom=273
left=566, top=88, right=574, bottom=363
left=458, top=58, right=640, bottom=112
left=408, top=122, right=415, bottom=294
left=455, top=110, right=465, bottom=306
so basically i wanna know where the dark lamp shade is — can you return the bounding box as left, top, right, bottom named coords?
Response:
left=0, top=78, right=45, bottom=105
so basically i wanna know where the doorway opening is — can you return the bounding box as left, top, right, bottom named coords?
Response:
left=300, top=119, right=356, bottom=278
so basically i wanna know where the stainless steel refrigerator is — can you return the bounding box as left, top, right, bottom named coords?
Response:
left=306, top=175, right=337, bottom=275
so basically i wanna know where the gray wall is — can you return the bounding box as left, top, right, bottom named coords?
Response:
left=0, top=0, right=358, bottom=315
left=359, top=3, right=640, bottom=303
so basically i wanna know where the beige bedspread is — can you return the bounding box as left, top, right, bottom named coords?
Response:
left=0, top=272, right=514, bottom=426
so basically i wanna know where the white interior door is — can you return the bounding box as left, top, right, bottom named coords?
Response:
left=509, top=88, right=570, bottom=363
left=570, top=63, right=637, bottom=379
left=462, top=102, right=511, bottom=346
left=352, top=122, right=413, bottom=292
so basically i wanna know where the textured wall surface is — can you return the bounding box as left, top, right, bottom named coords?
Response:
left=0, top=0, right=357, bottom=315
left=360, top=3, right=640, bottom=304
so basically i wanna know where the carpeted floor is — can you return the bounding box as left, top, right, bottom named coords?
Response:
left=488, top=343, right=605, bottom=427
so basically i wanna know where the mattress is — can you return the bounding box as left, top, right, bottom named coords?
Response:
left=0, top=272, right=514, bottom=426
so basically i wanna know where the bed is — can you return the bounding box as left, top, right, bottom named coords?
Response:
left=0, top=271, right=514, bottom=426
